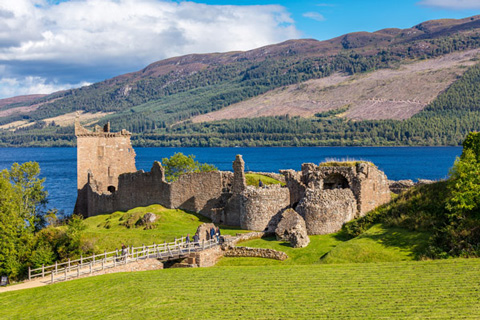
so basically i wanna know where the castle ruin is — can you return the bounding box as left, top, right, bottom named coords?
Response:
left=74, top=121, right=391, bottom=235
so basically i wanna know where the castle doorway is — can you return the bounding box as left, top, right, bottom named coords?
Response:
left=324, top=173, right=349, bottom=189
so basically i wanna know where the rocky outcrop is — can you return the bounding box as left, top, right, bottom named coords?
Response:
left=275, top=209, right=310, bottom=248
left=296, top=188, right=357, bottom=235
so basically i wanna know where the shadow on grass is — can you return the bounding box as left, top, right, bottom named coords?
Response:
left=357, top=226, right=430, bottom=259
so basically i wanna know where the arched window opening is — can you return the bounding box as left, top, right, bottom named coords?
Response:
left=324, top=173, right=349, bottom=190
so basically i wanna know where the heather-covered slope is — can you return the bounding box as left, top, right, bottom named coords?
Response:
left=2, top=15, right=480, bottom=146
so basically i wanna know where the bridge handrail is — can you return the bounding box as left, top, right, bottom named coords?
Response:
left=29, top=237, right=218, bottom=280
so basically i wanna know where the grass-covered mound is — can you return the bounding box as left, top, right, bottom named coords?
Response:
left=2, top=259, right=480, bottom=319
left=217, top=224, right=429, bottom=266
left=245, top=173, right=285, bottom=186
left=81, top=204, right=245, bottom=251
left=320, top=224, right=430, bottom=264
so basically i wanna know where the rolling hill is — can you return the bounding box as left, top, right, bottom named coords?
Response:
left=2, top=15, right=480, bottom=146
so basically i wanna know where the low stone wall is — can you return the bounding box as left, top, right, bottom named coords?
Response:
left=195, top=246, right=223, bottom=268
left=223, top=247, right=288, bottom=261
left=222, top=231, right=265, bottom=247
left=75, top=258, right=163, bottom=280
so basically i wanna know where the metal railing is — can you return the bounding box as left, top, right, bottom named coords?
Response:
left=28, top=237, right=218, bottom=284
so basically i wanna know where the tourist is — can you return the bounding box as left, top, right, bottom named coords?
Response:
left=216, top=227, right=221, bottom=243
left=193, top=233, right=199, bottom=246
left=121, top=244, right=128, bottom=260
left=210, top=226, right=215, bottom=241
left=185, top=233, right=190, bottom=247
left=259, top=179, right=263, bottom=187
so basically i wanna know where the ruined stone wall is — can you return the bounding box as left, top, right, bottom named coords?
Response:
left=194, top=246, right=223, bottom=267
left=223, top=247, right=288, bottom=260
left=170, top=171, right=226, bottom=217
left=240, top=185, right=290, bottom=231
left=354, top=163, right=391, bottom=216
left=75, top=119, right=136, bottom=193
left=296, top=188, right=357, bottom=235
left=76, top=162, right=231, bottom=218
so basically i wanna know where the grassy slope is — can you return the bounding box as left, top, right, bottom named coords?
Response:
left=217, top=224, right=429, bottom=266
left=244, top=173, right=285, bottom=186
left=1, top=259, right=480, bottom=319
left=81, top=205, right=245, bottom=251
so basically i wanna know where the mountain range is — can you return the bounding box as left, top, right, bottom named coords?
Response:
left=2, top=15, right=480, bottom=147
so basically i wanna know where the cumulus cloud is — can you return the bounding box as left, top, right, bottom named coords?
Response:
left=0, top=76, right=90, bottom=98
left=418, top=0, right=480, bottom=10
left=303, top=12, right=326, bottom=22
left=0, top=0, right=300, bottom=98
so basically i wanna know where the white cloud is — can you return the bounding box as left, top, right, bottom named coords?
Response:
left=303, top=12, right=326, bottom=22
left=418, top=0, right=480, bottom=10
left=0, top=0, right=300, bottom=98
left=0, top=0, right=300, bottom=68
left=0, top=76, right=90, bottom=98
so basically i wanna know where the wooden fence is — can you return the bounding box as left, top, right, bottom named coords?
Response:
left=28, top=237, right=218, bottom=284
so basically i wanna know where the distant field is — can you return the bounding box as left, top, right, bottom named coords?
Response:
left=1, top=259, right=479, bottom=319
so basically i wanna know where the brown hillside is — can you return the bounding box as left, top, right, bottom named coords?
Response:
left=192, top=49, right=480, bottom=122
left=0, top=94, right=46, bottom=109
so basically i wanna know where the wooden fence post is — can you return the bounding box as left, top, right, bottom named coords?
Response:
left=93, top=253, right=95, bottom=265
left=80, top=254, right=83, bottom=266
left=42, top=264, right=45, bottom=278
left=28, top=267, right=31, bottom=280
left=68, top=258, right=71, bottom=272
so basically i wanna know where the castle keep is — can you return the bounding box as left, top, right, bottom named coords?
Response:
left=74, top=122, right=391, bottom=234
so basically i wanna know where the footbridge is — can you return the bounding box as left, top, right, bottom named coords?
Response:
left=28, top=237, right=218, bottom=284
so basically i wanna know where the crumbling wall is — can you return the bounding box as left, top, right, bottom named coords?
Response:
left=296, top=188, right=357, bottom=235
left=240, top=185, right=290, bottom=231
left=76, top=161, right=231, bottom=218
left=354, top=163, right=391, bottom=216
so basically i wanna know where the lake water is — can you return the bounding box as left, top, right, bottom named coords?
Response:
left=0, top=147, right=462, bottom=215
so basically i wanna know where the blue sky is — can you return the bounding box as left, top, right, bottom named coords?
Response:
left=0, top=0, right=479, bottom=99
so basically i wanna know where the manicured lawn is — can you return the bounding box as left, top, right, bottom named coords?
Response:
left=320, top=224, right=431, bottom=263
left=217, top=224, right=429, bottom=266
left=81, top=205, right=245, bottom=251
left=1, top=259, right=480, bottom=319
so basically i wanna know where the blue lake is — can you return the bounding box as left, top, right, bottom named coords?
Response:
left=0, top=147, right=462, bottom=215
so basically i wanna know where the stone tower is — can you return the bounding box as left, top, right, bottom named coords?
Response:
left=75, top=117, right=136, bottom=194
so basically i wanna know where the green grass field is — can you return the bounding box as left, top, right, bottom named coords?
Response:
left=217, top=224, right=429, bottom=266
left=2, top=259, right=480, bottom=319
left=81, top=205, right=245, bottom=251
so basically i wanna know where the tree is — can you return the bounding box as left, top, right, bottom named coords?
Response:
left=0, top=162, right=48, bottom=279
left=161, top=153, right=217, bottom=182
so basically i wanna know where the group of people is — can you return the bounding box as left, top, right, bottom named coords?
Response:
left=185, top=226, right=221, bottom=246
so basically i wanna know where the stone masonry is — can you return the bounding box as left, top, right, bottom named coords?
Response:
left=75, top=121, right=391, bottom=235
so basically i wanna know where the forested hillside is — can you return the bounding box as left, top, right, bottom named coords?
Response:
left=1, top=15, right=480, bottom=147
